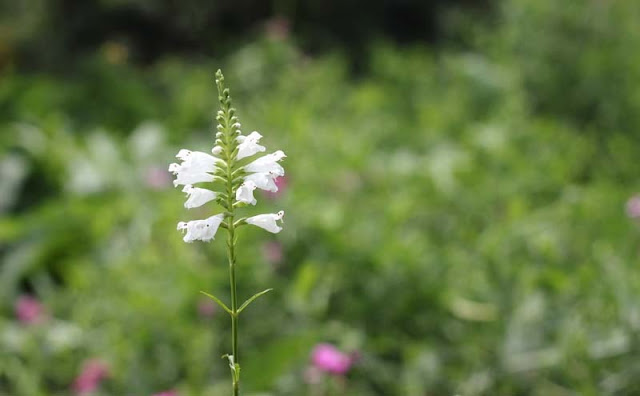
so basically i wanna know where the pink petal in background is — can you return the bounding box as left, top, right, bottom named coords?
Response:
left=72, top=360, right=109, bottom=395
left=310, top=343, right=354, bottom=375
left=15, top=295, right=45, bottom=324
left=151, top=391, right=178, bottom=396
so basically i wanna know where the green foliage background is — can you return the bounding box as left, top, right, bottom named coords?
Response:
left=2, top=0, right=640, bottom=395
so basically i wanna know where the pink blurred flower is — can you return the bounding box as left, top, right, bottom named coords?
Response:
left=152, top=391, right=178, bottom=396
left=15, top=295, right=45, bottom=324
left=145, top=166, right=172, bottom=190
left=197, top=297, right=217, bottom=319
left=627, top=195, right=640, bottom=219
left=72, top=360, right=109, bottom=394
left=263, top=176, right=287, bottom=200
left=262, top=241, right=283, bottom=265
left=310, top=343, right=354, bottom=375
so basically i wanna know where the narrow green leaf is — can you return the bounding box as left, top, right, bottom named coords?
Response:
left=200, top=291, right=233, bottom=315
left=238, top=288, right=273, bottom=314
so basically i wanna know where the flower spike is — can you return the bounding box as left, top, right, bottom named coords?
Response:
left=169, top=69, right=285, bottom=396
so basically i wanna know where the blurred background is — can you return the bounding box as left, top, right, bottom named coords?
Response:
left=2, top=0, right=640, bottom=395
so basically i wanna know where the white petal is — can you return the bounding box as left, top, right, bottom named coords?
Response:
left=236, top=131, right=262, bottom=143
left=235, top=181, right=257, bottom=205
left=169, top=164, right=214, bottom=187
left=176, top=214, right=225, bottom=243
left=182, top=185, right=218, bottom=208
left=244, top=171, right=279, bottom=192
left=244, top=150, right=286, bottom=176
left=169, top=149, right=219, bottom=187
left=173, top=150, right=219, bottom=173
left=211, top=146, right=223, bottom=156
left=176, top=149, right=192, bottom=161
left=171, top=170, right=214, bottom=187
left=245, top=211, right=284, bottom=233
left=176, top=149, right=219, bottom=164
left=189, top=151, right=219, bottom=170
left=169, top=161, right=212, bottom=176
left=236, top=131, right=266, bottom=160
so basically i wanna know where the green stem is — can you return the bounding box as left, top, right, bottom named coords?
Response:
left=227, top=166, right=240, bottom=396
left=227, top=223, right=239, bottom=396
left=224, top=90, right=240, bottom=396
left=217, top=69, right=241, bottom=396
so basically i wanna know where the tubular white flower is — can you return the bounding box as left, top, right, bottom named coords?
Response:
left=183, top=184, right=217, bottom=208
left=177, top=214, right=224, bottom=243
left=236, top=180, right=257, bottom=205
left=236, top=131, right=266, bottom=160
left=176, top=150, right=220, bottom=170
left=245, top=211, right=284, bottom=233
left=244, top=150, right=286, bottom=176
left=169, top=149, right=220, bottom=187
left=244, top=171, right=279, bottom=192
left=169, top=163, right=214, bottom=187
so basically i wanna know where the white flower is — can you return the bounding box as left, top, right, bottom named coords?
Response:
left=177, top=214, right=224, bottom=243
left=176, top=150, right=219, bottom=169
left=169, top=163, right=214, bottom=187
left=245, top=211, right=284, bottom=233
left=244, top=150, right=286, bottom=176
left=169, top=149, right=219, bottom=187
left=244, top=171, right=279, bottom=192
left=236, top=180, right=257, bottom=205
left=183, top=185, right=217, bottom=208
left=236, top=131, right=266, bottom=160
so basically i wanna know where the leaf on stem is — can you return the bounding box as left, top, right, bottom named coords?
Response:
left=238, top=288, right=273, bottom=314
left=200, top=291, right=233, bottom=315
